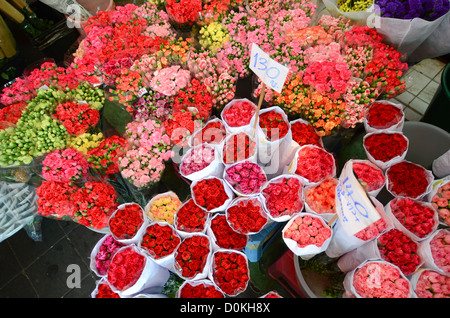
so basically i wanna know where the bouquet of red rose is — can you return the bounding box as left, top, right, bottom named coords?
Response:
left=71, top=181, right=119, bottom=230
left=288, top=145, right=336, bottom=185
left=140, top=222, right=181, bottom=269
left=290, top=118, right=323, bottom=148
left=221, top=98, right=257, bottom=134
left=364, top=101, right=405, bottom=133
left=351, top=159, right=386, bottom=196
left=191, top=177, right=233, bottom=212
left=363, top=131, right=409, bottom=170
left=174, top=199, right=209, bottom=236
left=386, top=197, right=438, bottom=241
left=224, top=161, right=267, bottom=196
left=174, top=234, right=212, bottom=280
left=208, top=214, right=248, bottom=251
left=108, top=203, right=146, bottom=244
left=190, top=118, right=227, bottom=146
left=177, top=279, right=225, bottom=298
left=225, top=197, right=268, bottom=235
left=209, top=250, right=250, bottom=296
left=173, top=78, right=213, bottom=121
left=386, top=160, right=434, bottom=200
left=54, top=101, right=99, bottom=136
left=221, top=132, right=257, bottom=165
left=261, top=175, right=304, bottom=221
left=87, top=135, right=128, bottom=177
left=282, top=213, right=333, bottom=260
left=107, top=245, right=170, bottom=296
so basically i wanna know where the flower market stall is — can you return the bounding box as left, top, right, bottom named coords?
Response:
left=0, top=0, right=449, bottom=299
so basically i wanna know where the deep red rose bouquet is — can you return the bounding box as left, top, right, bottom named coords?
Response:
left=54, top=101, right=99, bottom=136
left=192, top=177, right=233, bottom=212
left=222, top=132, right=257, bottom=165
left=363, top=132, right=408, bottom=168
left=178, top=280, right=225, bottom=298
left=258, top=109, right=289, bottom=141
left=191, top=119, right=227, bottom=146
left=364, top=101, right=404, bottom=132
left=71, top=181, right=119, bottom=230
left=209, top=214, right=248, bottom=251
left=261, top=175, right=304, bottom=220
left=174, top=199, right=209, bottom=234
left=174, top=234, right=211, bottom=279
left=226, top=197, right=268, bottom=235
left=87, top=136, right=128, bottom=176
left=377, top=228, right=422, bottom=275
left=107, top=246, right=146, bottom=293
left=387, top=197, right=438, bottom=240
left=351, top=160, right=386, bottom=195
left=386, top=161, right=434, bottom=199
left=221, top=99, right=257, bottom=131
left=291, top=145, right=336, bottom=184
left=224, top=161, right=267, bottom=196
left=290, top=119, right=323, bottom=148
left=210, top=250, right=250, bottom=296
left=140, top=223, right=181, bottom=260
left=109, top=203, right=145, bottom=242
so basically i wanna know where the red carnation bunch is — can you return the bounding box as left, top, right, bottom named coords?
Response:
left=0, top=101, right=27, bottom=130
left=191, top=120, right=226, bottom=146
left=36, top=180, right=77, bottom=219
left=210, top=214, right=247, bottom=250
left=222, top=132, right=256, bottom=164
left=54, top=101, right=99, bottom=136
left=175, top=234, right=211, bottom=279
left=165, top=0, right=202, bottom=26
left=212, top=251, right=249, bottom=296
left=95, top=282, right=120, bottom=298
left=389, top=197, right=437, bottom=239
left=163, top=110, right=202, bottom=147
left=291, top=120, right=322, bottom=147
left=387, top=161, right=432, bottom=199
left=71, top=181, right=118, bottom=230
left=173, top=78, right=213, bottom=120
left=262, top=176, right=304, bottom=218
left=295, top=145, right=335, bottom=184
left=364, top=132, right=408, bottom=163
left=226, top=198, right=267, bottom=234
left=365, top=102, right=403, bottom=129
left=175, top=199, right=208, bottom=233
left=107, top=246, right=146, bottom=292
left=352, top=161, right=385, bottom=193
left=109, top=204, right=144, bottom=240
left=140, top=223, right=181, bottom=259
left=179, top=281, right=225, bottom=298
left=192, top=177, right=230, bottom=211
left=377, top=229, right=422, bottom=275
left=259, top=110, right=289, bottom=140
left=87, top=135, right=128, bottom=176
left=222, top=100, right=256, bottom=128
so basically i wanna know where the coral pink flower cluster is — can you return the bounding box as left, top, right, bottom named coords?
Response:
left=180, top=144, right=216, bottom=176
left=414, top=270, right=450, bottom=298
left=295, top=146, right=335, bottom=184
left=431, top=181, right=450, bottom=226
left=305, top=178, right=337, bottom=214
left=352, top=261, right=411, bottom=298
left=222, top=100, right=256, bottom=127
left=284, top=214, right=331, bottom=248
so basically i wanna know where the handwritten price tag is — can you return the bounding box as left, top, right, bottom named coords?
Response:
left=249, top=43, right=289, bottom=94
left=335, top=161, right=380, bottom=236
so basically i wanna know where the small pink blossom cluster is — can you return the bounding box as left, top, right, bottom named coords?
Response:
left=352, top=261, right=411, bottom=298
left=42, top=148, right=89, bottom=184
left=430, top=230, right=450, bottom=274
left=295, top=146, right=335, bottom=184
left=284, top=214, right=331, bottom=248
left=353, top=218, right=387, bottom=241
left=135, top=3, right=176, bottom=40
left=149, top=65, right=191, bottom=96
left=180, top=144, right=216, bottom=176
left=414, top=270, right=450, bottom=298
left=224, top=161, right=267, bottom=195
left=119, top=119, right=174, bottom=188
left=94, top=235, right=124, bottom=276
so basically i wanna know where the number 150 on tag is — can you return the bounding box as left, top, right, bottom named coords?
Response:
left=249, top=43, right=289, bottom=94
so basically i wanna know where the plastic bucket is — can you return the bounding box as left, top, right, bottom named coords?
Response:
left=402, top=121, right=450, bottom=169
left=421, top=63, right=450, bottom=133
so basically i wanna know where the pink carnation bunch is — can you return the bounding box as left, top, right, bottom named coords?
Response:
left=180, top=144, right=216, bottom=176
left=414, top=270, right=450, bottom=298
left=429, top=229, right=450, bottom=274
left=224, top=161, right=267, bottom=195
left=283, top=214, right=332, bottom=248
left=42, top=148, right=89, bottom=184
left=149, top=65, right=191, bottom=96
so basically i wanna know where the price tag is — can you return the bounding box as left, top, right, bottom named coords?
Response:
left=138, top=87, right=148, bottom=97
left=335, top=161, right=381, bottom=236
left=249, top=43, right=289, bottom=93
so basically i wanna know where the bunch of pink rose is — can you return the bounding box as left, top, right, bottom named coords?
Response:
left=42, top=148, right=89, bottom=184
left=180, top=144, right=216, bottom=176
left=283, top=214, right=332, bottom=248
left=224, top=161, right=267, bottom=195
left=429, top=229, right=450, bottom=274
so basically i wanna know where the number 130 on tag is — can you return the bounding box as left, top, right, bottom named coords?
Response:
left=249, top=43, right=289, bottom=94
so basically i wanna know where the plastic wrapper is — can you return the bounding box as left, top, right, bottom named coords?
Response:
left=282, top=212, right=333, bottom=260
left=347, top=159, right=386, bottom=197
